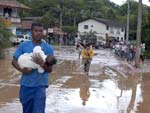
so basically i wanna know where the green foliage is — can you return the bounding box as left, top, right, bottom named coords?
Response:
left=0, top=22, right=12, bottom=51
left=144, top=51, right=150, bottom=59
left=62, top=26, right=77, bottom=33
left=16, top=0, right=150, bottom=49
left=142, top=29, right=150, bottom=45
left=80, top=30, right=97, bottom=44
left=141, top=7, right=150, bottom=49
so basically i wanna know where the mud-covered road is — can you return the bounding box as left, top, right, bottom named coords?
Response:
left=0, top=47, right=150, bottom=113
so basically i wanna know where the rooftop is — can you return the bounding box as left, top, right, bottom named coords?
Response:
left=0, top=0, right=30, bottom=9
left=94, top=18, right=125, bottom=27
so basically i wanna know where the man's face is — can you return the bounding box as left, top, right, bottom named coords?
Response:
left=32, top=26, right=43, bottom=41
left=86, top=46, right=90, bottom=50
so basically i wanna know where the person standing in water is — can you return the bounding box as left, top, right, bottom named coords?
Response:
left=12, top=22, right=54, bottom=113
left=82, top=43, right=94, bottom=75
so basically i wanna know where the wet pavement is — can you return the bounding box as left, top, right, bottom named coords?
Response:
left=0, top=47, right=150, bottom=113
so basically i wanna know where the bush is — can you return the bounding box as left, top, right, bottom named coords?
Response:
left=0, top=22, right=12, bottom=53
left=144, top=51, right=150, bottom=59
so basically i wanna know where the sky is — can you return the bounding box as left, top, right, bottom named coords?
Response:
left=109, top=0, right=150, bottom=6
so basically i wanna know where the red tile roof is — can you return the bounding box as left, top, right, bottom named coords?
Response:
left=0, top=0, right=30, bottom=9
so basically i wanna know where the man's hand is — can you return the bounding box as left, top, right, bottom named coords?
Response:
left=31, top=53, right=53, bottom=73
left=31, top=53, right=44, bottom=65
left=21, top=68, right=33, bottom=74
left=12, top=59, right=33, bottom=74
left=42, top=65, right=52, bottom=73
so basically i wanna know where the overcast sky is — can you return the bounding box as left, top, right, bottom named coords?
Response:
left=109, top=0, right=150, bottom=6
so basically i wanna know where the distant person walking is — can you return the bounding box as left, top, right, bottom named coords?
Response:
left=76, top=42, right=84, bottom=59
left=140, top=44, right=145, bottom=65
left=82, top=44, right=94, bottom=75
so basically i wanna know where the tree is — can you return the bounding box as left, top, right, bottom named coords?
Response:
left=0, top=22, right=12, bottom=54
left=80, top=30, right=97, bottom=44
left=14, top=0, right=150, bottom=49
left=135, top=0, right=142, bottom=68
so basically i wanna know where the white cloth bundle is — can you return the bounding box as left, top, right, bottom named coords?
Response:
left=18, top=46, right=47, bottom=73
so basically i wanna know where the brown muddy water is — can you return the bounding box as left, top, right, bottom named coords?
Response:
left=0, top=47, right=150, bottom=113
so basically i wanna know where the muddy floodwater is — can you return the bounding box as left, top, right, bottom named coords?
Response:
left=0, top=47, right=150, bottom=113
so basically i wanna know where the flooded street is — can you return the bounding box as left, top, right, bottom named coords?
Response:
left=0, top=47, right=150, bottom=113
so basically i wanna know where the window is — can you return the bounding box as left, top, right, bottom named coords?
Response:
left=122, top=28, right=124, bottom=32
left=17, top=35, right=24, bottom=39
left=110, top=27, right=114, bottom=34
left=117, top=28, right=120, bottom=34
left=106, top=26, right=109, bottom=30
left=4, top=8, right=12, bottom=17
left=84, top=25, right=88, bottom=29
left=91, top=25, right=93, bottom=27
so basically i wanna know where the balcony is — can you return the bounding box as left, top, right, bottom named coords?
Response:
left=0, top=16, right=21, bottom=27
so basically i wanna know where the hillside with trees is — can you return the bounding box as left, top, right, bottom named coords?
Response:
left=16, top=0, right=150, bottom=49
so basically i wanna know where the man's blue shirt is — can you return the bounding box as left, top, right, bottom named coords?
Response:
left=13, top=40, right=54, bottom=87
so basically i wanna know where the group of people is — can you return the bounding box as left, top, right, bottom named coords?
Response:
left=113, top=42, right=145, bottom=65
left=12, top=21, right=147, bottom=113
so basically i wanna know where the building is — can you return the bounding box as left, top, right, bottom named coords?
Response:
left=0, top=0, right=30, bottom=35
left=78, top=18, right=125, bottom=45
left=16, top=17, right=42, bottom=38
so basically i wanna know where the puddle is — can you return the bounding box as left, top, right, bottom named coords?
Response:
left=0, top=47, right=150, bottom=113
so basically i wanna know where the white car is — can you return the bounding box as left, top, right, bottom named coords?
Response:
left=10, top=35, right=30, bottom=45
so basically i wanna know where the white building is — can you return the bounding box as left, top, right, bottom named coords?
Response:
left=78, top=18, right=125, bottom=44
left=0, top=0, right=30, bottom=34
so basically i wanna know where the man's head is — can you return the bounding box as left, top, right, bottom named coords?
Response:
left=85, top=43, right=90, bottom=50
left=45, top=55, right=57, bottom=66
left=82, top=101, right=86, bottom=106
left=31, top=22, right=44, bottom=42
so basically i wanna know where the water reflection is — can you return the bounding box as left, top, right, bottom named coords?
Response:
left=0, top=48, right=150, bottom=113
left=79, top=75, right=90, bottom=106
left=0, top=48, right=20, bottom=107
left=136, top=73, right=150, bottom=113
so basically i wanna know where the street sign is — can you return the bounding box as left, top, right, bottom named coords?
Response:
left=48, top=28, right=53, bottom=33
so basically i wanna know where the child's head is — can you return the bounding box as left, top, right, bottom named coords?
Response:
left=33, top=46, right=47, bottom=59
left=45, top=55, right=57, bottom=66
left=33, top=46, right=42, bottom=53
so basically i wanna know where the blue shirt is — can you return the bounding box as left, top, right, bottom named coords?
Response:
left=13, top=40, right=54, bottom=87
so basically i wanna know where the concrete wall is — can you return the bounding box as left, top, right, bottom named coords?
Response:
left=78, top=19, right=125, bottom=42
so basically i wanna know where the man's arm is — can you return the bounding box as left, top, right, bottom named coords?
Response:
left=40, top=64, right=52, bottom=73
left=12, top=58, right=32, bottom=74
left=31, top=54, right=53, bottom=73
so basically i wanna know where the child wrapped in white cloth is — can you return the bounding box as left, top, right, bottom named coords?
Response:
left=18, top=46, right=56, bottom=73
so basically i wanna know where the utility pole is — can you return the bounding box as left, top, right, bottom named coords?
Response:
left=59, top=0, right=63, bottom=48
left=60, top=10, right=62, bottom=42
left=126, top=0, right=130, bottom=44
left=135, top=0, right=142, bottom=68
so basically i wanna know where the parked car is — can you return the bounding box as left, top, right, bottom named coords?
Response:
left=10, top=35, right=30, bottom=45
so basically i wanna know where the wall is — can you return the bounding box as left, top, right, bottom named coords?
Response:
left=78, top=19, right=125, bottom=42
